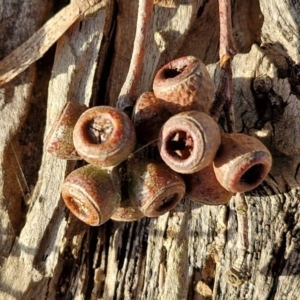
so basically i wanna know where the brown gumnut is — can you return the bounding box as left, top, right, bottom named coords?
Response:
left=111, top=162, right=144, bottom=222
left=182, top=164, right=233, bottom=205
left=73, top=106, right=136, bottom=168
left=61, top=164, right=121, bottom=226
left=158, top=110, right=221, bottom=174
left=153, top=56, right=214, bottom=114
left=213, top=133, right=272, bottom=193
left=132, top=91, right=172, bottom=145
left=127, top=158, right=186, bottom=217
left=45, top=101, right=87, bottom=160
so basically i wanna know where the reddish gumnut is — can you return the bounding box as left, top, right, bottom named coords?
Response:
left=132, top=91, right=172, bottom=145
left=61, top=164, right=121, bottom=226
left=152, top=56, right=214, bottom=114
left=73, top=106, right=136, bottom=168
left=127, top=158, right=186, bottom=217
left=213, top=133, right=272, bottom=193
left=158, top=110, right=221, bottom=174
left=45, top=101, right=87, bottom=160
left=183, top=164, right=233, bottom=205
left=110, top=198, right=144, bottom=222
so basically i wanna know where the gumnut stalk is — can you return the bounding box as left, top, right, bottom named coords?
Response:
left=117, top=0, right=154, bottom=112
left=132, top=91, right=172, bottom=145
left=153, top=56, right=214, bottom=114
left=127, top=158, right=186, bottom=217
left=45, top=101, right=87, bottom=160
left=61, top=164, right=121, bottom=226
left=73, top=106, right=136, bottom=168
left=183, top=164, right=233, bottom=205
left=213, top=133, right=272, bottom=193
left=158, top=111, right=221, bottom=174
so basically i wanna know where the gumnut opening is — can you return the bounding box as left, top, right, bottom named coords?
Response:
left=213, top=133, right=272, bottom=193
left=153, top=56, right=214, bottom=114
left=45, top=101, right=87, bottom=160
left=127, top=158, right=186, bottom=217
left=73, top=106, right=136, bottom=168
left=61, top=164, right=121, bottom=226
left=132, top=91, right=172, bottom=145
left=158, top=110, right=221, bottom=174
left=182, top=164, right=233, bottom=205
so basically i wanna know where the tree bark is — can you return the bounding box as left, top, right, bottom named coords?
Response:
left=0, top=0, right=300, bottom=299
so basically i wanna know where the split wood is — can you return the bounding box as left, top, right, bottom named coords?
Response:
left=224, top=193, right=249, bottom=286
left=0, top=0, right=108, bottom=87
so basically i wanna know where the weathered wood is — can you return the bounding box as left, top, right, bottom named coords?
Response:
left=1, top=0, right=300, bottom=299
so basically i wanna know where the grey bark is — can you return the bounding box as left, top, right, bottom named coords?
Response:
left=0, top=0, right=300, bottom=299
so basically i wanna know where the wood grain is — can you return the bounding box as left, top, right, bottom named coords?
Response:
left=0, top=0, right=300, bottom=299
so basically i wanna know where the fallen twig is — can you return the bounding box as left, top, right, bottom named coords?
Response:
left=0, top=0, right=108, bottom=87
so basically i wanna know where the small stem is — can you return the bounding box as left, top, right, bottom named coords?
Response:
left=210, top=0, right=237, bottom=133
left=116, top=0, right=154, bottom=112
left=218, top=0, right=237, bottom=60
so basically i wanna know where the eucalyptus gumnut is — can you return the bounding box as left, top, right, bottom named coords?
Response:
left=127, top=158, right=186, bottom=217
left=61, top=164, right=121, bottom=226
left=132, top=91, right=172, bottom=145
left=183, top=164, right=233, bottom=205
left=158, top=110, right=221, bottom=174
left=153, top=56, right=214, bottom=114
left=213, top=133, right=272, bottom=193
left=45, top=101, right=87, bottom=160
left=73, top=106, right=136, bottom=168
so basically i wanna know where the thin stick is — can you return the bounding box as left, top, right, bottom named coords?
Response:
left=210, top=0, right=237, bottom=132
left=0, top=0, right=107, bottom=87
left=116, top=0, right=154, bottom=111
left=218, top=0, right=237, bottom=60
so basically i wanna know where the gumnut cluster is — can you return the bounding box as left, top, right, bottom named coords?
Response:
left=46, top=55, right=272, bottom=226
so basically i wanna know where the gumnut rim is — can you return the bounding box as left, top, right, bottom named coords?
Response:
left=213, top=133, right=272, bottom=193
left=158, top=110, right=221, bottom=174
left=73, top=106, right=136, bottom=168
left=61, top=164, right=121, bottom=226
